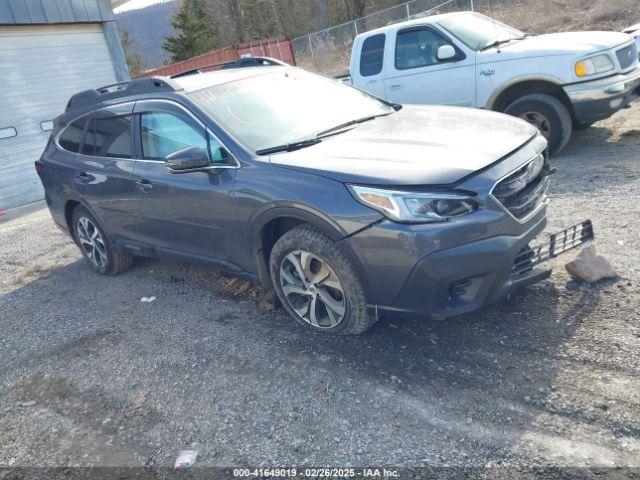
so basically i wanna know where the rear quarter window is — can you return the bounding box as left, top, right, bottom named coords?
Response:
left=58, top=118, right=87, bottom=153
left=84, top=115, right=133, bottom=158
left=360, top=34, right=386, bottom=77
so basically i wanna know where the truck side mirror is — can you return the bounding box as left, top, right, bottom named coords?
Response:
left=437, top=45, right=456, bottom=61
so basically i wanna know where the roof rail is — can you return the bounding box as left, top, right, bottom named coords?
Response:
left=169, top=57, right=288, bottom=79
left=65, top=77, right=183, bottom=113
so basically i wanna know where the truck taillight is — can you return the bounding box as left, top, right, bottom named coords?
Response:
left=35, top=161, right=44, bottom=175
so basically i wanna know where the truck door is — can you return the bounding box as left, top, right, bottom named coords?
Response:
left=384, top=25, right=475, bottom=107
left=350, top=33, right=387, bottom=98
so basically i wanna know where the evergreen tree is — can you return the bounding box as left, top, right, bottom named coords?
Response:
left=119, top=27, right=143, bottom=76
left=163, top=0, right=217, bottom=63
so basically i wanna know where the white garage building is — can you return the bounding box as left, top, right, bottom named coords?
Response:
left=0, top=0, right=129, bottom=210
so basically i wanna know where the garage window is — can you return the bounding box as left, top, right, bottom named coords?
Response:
left=0, top=127, right=17, bottom=139
left=59, top=118, right=87, bottom=153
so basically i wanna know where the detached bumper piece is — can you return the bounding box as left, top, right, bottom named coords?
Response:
left=511, top=220, right=594, bottom=277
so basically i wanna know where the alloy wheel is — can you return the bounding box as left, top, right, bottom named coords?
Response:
left=279, top=250, right=346, bottom=328
left=519, top=111, right=551, bottom=139
left=76, top=216, right=108, bottom=269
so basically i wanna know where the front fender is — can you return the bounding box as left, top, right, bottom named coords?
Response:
left=484, top=74, right=566, bottom=110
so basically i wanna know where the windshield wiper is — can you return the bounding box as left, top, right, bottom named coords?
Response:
left=479, top=36, right=525, bottom=51
left=255, top=138, right=322, bottom=155
left=315, top=112, right=394, bottom=139
left=255, top=112, right=394, bottom=155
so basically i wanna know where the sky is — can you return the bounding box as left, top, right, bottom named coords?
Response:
left=114, top=0, right=177, bottom=14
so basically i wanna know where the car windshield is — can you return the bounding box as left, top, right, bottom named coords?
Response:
left=189, top=69, right=394, bottom=152
left=438, top=12, right=525, bottom=51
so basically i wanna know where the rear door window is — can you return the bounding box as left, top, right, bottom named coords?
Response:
left=360, top=34, right=386, bottom=77
left=58, top=118, right=87, bottom=153
left=83, top=114, right=133, bottom=158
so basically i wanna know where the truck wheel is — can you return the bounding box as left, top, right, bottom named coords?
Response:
left=505, top=93, right=573, bottom=155
left=71, top=206, right=133, bottom=275
left=269, top=225, right=375, bottom=335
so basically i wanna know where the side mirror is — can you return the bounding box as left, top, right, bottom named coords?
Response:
left=436, top=44, right=456, bottom=61
left=165, top=146, right=210, bottom=172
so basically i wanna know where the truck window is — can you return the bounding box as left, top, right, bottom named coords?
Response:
left=360, top=34, right=385, bottom=77
left=395, top=27, right=454, bottom=70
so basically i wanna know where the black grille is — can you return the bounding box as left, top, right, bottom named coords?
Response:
left=616, top=43, right=637, bottom=70
left=493, top=153, right=549, bottom=220
left=511, top=221, right=594, bottom=278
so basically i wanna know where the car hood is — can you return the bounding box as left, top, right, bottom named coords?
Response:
left=485, top=31, right=631, bottom=58
left=268, top=105, right=538, bottom=186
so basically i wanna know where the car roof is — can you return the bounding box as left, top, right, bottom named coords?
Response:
left=171, top=66, right=286, bottom=93
left=356, top=10, right=479, bottom=38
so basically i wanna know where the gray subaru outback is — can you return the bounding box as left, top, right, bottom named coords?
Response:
left=37, top=66, right=592, bottom=335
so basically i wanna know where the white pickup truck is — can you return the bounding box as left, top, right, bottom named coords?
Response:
left=347, top=11, right=640, bottom=154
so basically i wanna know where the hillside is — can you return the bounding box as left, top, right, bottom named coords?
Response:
left=114, top=0, right=639, bottom=71
left=476, top=0, right=637, bottom=33
left=115, top=0, right=181, bottom=69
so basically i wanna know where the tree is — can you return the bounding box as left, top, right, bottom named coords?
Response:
left=163, top=0, right=217, bottom=63
left=119, top=27, right=143, bottom=76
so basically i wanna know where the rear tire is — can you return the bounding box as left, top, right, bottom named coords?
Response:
left=71, top=206, right=133, bottom=275
left=505, top=93, right=573, bottom=155
left=269, top=225, right=374, bottom=335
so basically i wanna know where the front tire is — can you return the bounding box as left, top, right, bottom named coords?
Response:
left=71, top=206, right=133, bottom=275
left=269, top=226, right=374, bottom=335
left=504, top=93, right=573, bottom=155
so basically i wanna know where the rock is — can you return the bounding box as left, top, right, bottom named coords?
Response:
left=132, top=391, right=146, bottom=409
left=565, top=244, right=617, bottom=283
left=174, top=450, right=197, bottom=470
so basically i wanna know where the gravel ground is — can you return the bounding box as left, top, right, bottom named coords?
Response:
left=1, top=105, right=639, bottom=473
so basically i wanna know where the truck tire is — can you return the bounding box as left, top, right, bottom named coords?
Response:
left=505, top=93, right=573, bottom=155
left=269, top=225, right=375, bottom=335
left=71, top=206, right=133, bottom=276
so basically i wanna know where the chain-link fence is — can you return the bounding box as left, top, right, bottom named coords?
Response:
left=292, top=0, right=474, bottom=76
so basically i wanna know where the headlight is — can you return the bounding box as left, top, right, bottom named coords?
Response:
left=348, top=185, right=478, bottom=223
left=575, top=54, right=614, bottom=77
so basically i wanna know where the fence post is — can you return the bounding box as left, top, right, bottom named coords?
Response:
left=405, top=3, right=410, bottom=19
left=470, top=0, right=474, bottom=11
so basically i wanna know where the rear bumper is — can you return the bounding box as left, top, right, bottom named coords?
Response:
left=564, top=65, right=640, bottom=124
left=369, top=219, right=593, bottom=320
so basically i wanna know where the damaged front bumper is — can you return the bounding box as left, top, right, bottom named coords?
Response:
left=371, top=220, right=594, bottom=320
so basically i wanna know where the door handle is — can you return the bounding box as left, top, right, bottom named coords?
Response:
left=366, top=79, right=378, bottom=85
left=136, top=179, right=153, bottom=191
left=389, top=84, right=403, bottom=91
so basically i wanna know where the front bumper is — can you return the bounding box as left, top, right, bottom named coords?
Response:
left=369, top=219, right=593, bottom=319
left=564, top=65, right=640, bottom=124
